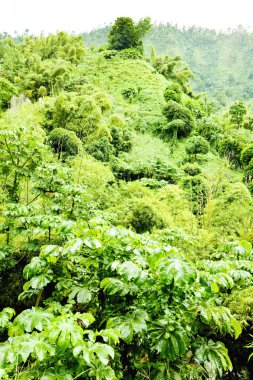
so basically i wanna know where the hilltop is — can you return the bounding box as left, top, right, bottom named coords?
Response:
left=83, top=24, right=253, bottom=105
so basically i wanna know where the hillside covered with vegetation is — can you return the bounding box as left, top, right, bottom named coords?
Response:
left=83, top=23, right=253, bottom=105
left=0, top=17, right=253, bottom=379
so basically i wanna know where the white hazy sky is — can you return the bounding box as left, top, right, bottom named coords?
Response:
left=1, top=0, right=253, bottom=35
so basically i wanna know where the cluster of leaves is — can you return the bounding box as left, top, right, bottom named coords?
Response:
left=0, top=32, right=85, bottom=101
left=111, top=157, right=178, bottom=183
left=0, top=224, right=244, bottom=379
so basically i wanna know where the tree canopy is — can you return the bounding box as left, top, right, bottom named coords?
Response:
left=108, top=17, right=152, bottom=53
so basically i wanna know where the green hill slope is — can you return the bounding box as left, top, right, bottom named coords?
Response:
left=78, top=49, right=168, bottom=131
left=83, top=24, right=253, bottom=105
left=0, top=31, right=253, bottom=379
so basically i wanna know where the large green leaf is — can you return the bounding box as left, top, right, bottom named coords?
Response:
left=148, top=319, right=188, bottom=360
left=194, top=339, right=232, bottom=377
left=107, top=309, right=148, bottom=343
left=23, top=272, right=54, bottom=290
left=100, top=278, right=131, bottom=296
left=68, top=286, right=92, bottom=304
left=0, top=308, right=15, bottom=329
left=10, top=307, right=54, bottom=335
left=93, top=342, right=114, bottom=365
left=156, top=257, right=197, bottom=287
left=23, top=257, right=49, bottom=280
left=116, top=261, right=142, bottom=280
left=62, top=238, right=83, bottom=255
left=199, top=305, right=242, bottom=338
left=47, top=315, right=84, bottom=348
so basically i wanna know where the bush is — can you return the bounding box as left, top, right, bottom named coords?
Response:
left=85, top=126, right=132, bottom=162
left=157, top=185, right=197, bottom=231
left=182, top=163, right=202, bottom=176
left=42, top=90, right=112, bottom=140
left=229, top=100, right=247, bottom=128
left=162, top=119, right=186, bottom=140
left=204, top=183, right=253, bottom=239
left=121, top=86, right=139, bottom=102
left=164, top=83, right=182, bottom=103
left=181, top=175, right=208, bottom=215
left=218, top=133, right=246, bottom=167
left=48, top=128, right=82, bottom=159
left=186, top=136, right=209, bottom=156
left=0, top=77, right=17, bottom=109
left=240, top=144, right=253, bottom=167
left=138, top=178, right=168, bottom=189
left=152, top=159, right=178, bottom=182
left=243, top=160, right=253, bottom=188
left=101, top=49, right=118, bottom=59
left=164, top=89, right=181, bottom=103
left=128, top=201, right=164, bottom=233
left=110, top=126, right=132, bottom=156
left=86, top=137, right=114, bottom=162
left=243, top=116, right=253, bottom=130
left=111, top=158, right=178, bottom=183
left=108, top=17, right=151, bottom=53
left=118, top=48, right=142, bottom=59
left=196, top=116, right=222, bottom=146
left=162, top=100, right=195, bottom=138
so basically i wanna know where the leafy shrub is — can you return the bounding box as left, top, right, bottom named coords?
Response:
left=110, top=126, right=132, bottom=156
left=182, top=175, right=208, bottom=215
left=101, top=49, right=118, bottom=59
left=196, top=116, right=222, bottom=146
left=161, top=119, right=186, bottom=140
left=128, top=201, right=164, bottom=233
left=86, top=137, right=114, bottom=162
left=111, top=158, right=178, bottom=183
left=0, top=77, right=17, bottom=109
left=186, top=136, right=209, bottom=156
left=121, top=86, right=139, bottom=102
left=118, top=48, right=142, bottom=59
left=138, top=178, right=168, bottom=189
left=152, top=54, right=193, bottom=93
left=243, top=116, right=253, bottom=130
left=164, top=83, right=182, bottom=103
left=240, top=144, right=253, bottom=167
left=162, top=100, right=195, bottom=138
left=229, top=100, right=247, bottom=128
left=48, top=128, right=82, bottom=159
left=0, top=223, right=241, bottom=379
left=218, top=132, right=246, bottom=167
left=204, top=183, right=253, bottom=239
left=182, top=163, right=202, bottom=176
left=243, top=160, right=253, bottom=192
left=225, top=287, right=253, bottom=326
left=157, top=185, right=197, bottom=231
left=85, top=126, right=132, bottom=162
left=184, top=97, right=207, bottom=119
left=153, top=160, right=178, bottom=182
left=42, top=90, right=112, bottom=140
left=108, top=16, right=151, bottom=53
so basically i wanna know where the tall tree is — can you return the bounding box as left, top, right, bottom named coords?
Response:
left=229, top=100, right=247, bottom=128
left=108, top=17, right=151, bottom=53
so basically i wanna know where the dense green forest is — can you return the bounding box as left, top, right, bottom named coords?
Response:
left=83, top=23, right=253, bottom=105
left=0, top=17, right=253, bottom=379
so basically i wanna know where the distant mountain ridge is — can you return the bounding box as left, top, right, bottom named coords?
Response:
left=82, top=24, right=253, bottom=105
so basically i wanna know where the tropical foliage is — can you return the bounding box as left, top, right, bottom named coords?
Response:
left=0, top=20, right=253, bottom=379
